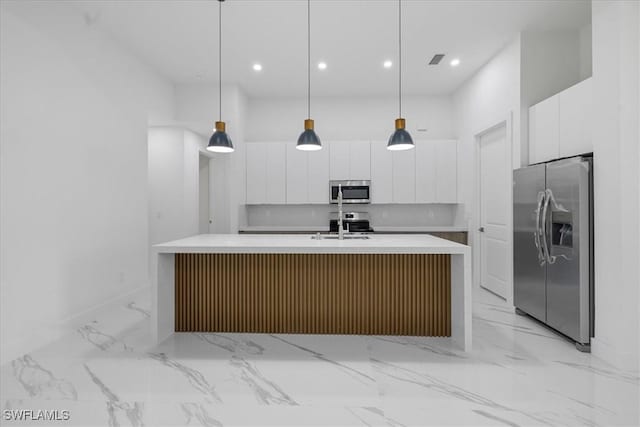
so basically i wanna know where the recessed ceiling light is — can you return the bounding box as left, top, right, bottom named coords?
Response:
left=317, top=62, right=327, bottom=70
left=252, top=63, right=263, bottom=72
left=450, top=58, right=461, bottom=67
left=383, top=60, right=393, bottom=68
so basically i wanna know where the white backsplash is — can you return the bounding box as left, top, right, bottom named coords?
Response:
left=245, top=204, right=464, bottom=228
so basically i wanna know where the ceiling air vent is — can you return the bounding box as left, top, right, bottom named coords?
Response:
left=428, top=54, right=445, bottom=65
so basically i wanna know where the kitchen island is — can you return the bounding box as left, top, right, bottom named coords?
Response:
left=152, top=234, right=472, bottom=351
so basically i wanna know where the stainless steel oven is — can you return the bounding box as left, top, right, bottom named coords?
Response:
left=329, top=180, right=371, bottom=204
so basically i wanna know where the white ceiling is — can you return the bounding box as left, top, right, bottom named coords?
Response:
left=73, top=0, right=590, bottom=97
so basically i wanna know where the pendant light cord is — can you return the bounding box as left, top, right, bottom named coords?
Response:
left=219, top=0, right=222, bottom=122
left=307, top=0, right=311, bottom=120
left=398, top=0, right=402, bottom=118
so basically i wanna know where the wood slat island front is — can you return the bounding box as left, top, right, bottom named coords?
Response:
left=152, top=234, right=472, bottom=351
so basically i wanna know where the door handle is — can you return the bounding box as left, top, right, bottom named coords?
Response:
left=534, top=191, right=546, bottom=265
left=541, top=189, right=555, bottom=264
left=478, top=227, right=485, bottom=232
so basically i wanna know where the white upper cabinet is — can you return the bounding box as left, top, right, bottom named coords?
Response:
left=307, top=147, right=330, bottom=203
left=246, top=143, right=267, bottom=204
left=246, top=142, right=286, bottom=204
left=329, top=142, right=350, bottom=180
left=529, top=95, right=560, bottom=164
left=285, top=142, right=329, bottom=204
left=370, top=141, right=393, bottom=203
left=529, top=77, right=593, bottom=164
left=349, top=141, right=371, bottom=180
left=248, top=139, right=456, bottom=205
left=409, top=139, right=458, bottom=203
left=329, top=141, right=371, bottom=180
left=435, top=140, right=458, bottom=203
left=415, top=141, right=437, bottom=203
left=559, top=78, right=593, bottom=157
left=266, top=142, right=286, bottom=204
left=392, top=148, right=416, bottom=203
left=286, top=142, right=308, bottom=204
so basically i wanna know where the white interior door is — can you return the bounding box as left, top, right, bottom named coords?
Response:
left=479, top=124, right=509, bottom=298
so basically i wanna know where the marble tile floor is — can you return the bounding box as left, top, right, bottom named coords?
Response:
left=1, top=289, right=638, bottom=427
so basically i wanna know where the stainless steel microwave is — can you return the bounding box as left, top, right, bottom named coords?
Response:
left=329, top=180, right=371, bottom=204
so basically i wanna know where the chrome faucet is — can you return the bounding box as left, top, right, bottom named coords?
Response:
left=337, top=184, right=344, bottom=240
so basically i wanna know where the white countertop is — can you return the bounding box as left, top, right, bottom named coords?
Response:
left=238, top=225, right=468, bottom=233
left=154, top=233, right=470, bottom=255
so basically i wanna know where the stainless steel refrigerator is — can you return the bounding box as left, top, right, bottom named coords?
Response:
left=513, top=155, right=593, bottom=351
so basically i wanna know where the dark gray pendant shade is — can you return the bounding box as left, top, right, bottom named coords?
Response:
left=387, top=118, right=414, bottom=151
left=207, top=121, right=234, bottom=153
left=296, top=119, right=322, bottom=151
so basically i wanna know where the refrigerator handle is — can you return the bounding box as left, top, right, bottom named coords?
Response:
left=541, top=189, right=555, bottom=264
left=534, top=191, right=546, bottom=265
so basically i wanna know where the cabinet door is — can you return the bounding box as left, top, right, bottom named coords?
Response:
left=529, top=95, right=559, bottom=164
left=266, top=142, right=286, bottom=204
left=246, top=143, right=267, bottom=204
left=349, top=141, right=371, bottom=180
left=307, top=147, right=330, bottom=203
left=436, top=140, right=457, bottom=203
left=329, top=142, right=350, bottom=180
left=286, top=142, right=308, bottom=203
left=392, top=148, right=416, bottom=203
left=559, top=78, right=592, bottom=157
left=415, top=140, right=437, bottom=203
left=370, top=141, right=393, bottom=203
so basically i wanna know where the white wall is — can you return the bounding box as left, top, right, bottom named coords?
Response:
left=453, top=37, right=521, bottom=296
left=175, top=83, right=248, bottom=233
left=579, top=24, right=594, bottom=80
left=246, top=95, right=454, bottom=142
left=590, top=0, right=640, bottom=372
left=148, top=127, right=205, bottom=248
left=520, top=30, right=585, bottom=166
left=198, top=155, right=210, bottom=234
left=0, top=1, right=175, bottom=364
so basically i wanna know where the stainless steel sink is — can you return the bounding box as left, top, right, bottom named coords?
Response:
left=311, top=234, right=370, bottom=240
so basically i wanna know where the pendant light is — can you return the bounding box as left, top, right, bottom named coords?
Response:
left=296, top=0, right=322, bottom=151
left=387, top=0, right=414, bottom=151
left=207, top=0, right=234, bottom=153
